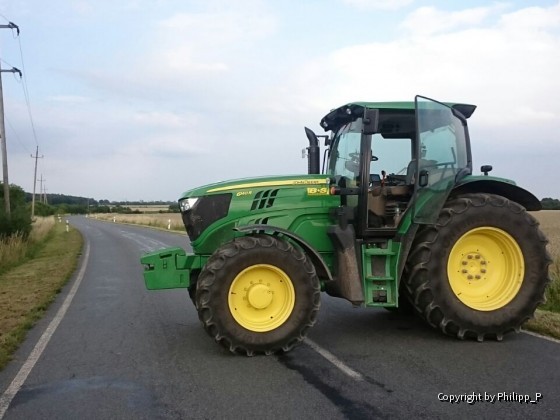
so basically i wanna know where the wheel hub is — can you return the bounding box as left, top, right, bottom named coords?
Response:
left=246, top=283, right=273, bottom=309
left=459, top=252, right=488, bottom=281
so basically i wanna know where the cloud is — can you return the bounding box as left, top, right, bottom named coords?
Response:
left=399, top=5, right=504, bottom=35
left=343, top=0, right=414, bottom=11
left=287, top=3, right=560, bottom=131
left=47, top=95, right=92, bottom=104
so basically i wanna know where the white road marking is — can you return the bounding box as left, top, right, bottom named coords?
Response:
left=521, top=329, right=560, bottom=344
left=0, top=241, right=91, bottom=419
left=304, top=338, right=364, bottom=381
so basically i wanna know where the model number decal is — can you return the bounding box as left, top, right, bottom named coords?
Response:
left=306, top=187, right=329, bottom=196
left=236, top=190, right=253, bottom=197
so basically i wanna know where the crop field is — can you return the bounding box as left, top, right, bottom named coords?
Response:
left=127, top=205, right=171, bottom=213
left=533, top=210, right=560, bottom=260
left=93, top=213, right=183, bottom=231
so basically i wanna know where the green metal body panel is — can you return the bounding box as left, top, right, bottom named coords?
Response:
left=183, top=174, right=338, bottom=255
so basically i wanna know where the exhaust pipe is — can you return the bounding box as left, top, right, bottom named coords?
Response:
left=304, top=127, right=320, bottom=174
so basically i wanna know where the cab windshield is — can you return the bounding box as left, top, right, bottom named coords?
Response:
left=327, top=118, right=363, bottom=183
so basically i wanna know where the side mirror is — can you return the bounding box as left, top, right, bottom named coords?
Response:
left=481, top=165, right=493, bottom=176
left=362, top=108, right=379, bottom=135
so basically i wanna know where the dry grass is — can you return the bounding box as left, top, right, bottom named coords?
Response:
left=524, top=310, right=560, bottom=340
left=0, top=217, right=56, bottom=273
left=0, top=233, right=27, bottom=271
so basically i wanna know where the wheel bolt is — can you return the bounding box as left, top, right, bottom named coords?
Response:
left=467, top=255, right=473, bottom=259
left=475, top=255, right=480, bottom=259
left=462, top=269, right=468, bottom=274
left=481, top=269, right=486, bottom=273
left=462, top=261, right=468, bottom=266
left=467, top=275, right=473, bottom=280
left=475, top=275, right=481, bottom=279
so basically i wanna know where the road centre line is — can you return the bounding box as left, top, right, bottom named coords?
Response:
left=0, top=240, right=91, bottom=419
left=304, top=338, right=364, bottom=381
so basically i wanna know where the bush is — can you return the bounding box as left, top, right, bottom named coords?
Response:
left=0, top=208, right=32, bottom=239
left=0, top=183, right=32, bottom=239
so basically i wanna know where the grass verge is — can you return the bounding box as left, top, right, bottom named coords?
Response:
left=0, top=223, right=83, bottom=370
left=523, top=258, right=560, bottom=339
left=523, top=310, right=560, bottom=340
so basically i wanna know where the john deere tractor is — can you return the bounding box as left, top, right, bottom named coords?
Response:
left=141, top=96, right=550, bottom=355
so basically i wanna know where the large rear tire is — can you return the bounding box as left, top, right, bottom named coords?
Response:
left=195, top=235, right=321, bottom=355
left=404, top=193, right=551, bottom=341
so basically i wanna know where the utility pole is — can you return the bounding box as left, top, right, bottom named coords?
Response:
left=38, top=174, right=46, bottom=204
left=0, top=21, right=20, bottom=218
left=30, top=146, right=43, bottom=218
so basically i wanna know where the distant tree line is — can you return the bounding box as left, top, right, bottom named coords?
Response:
left=21, top=193, right=178, bottom=216
left=1, top=185, right=180, bottom=239
left=541, top=198, right=560, bottom=210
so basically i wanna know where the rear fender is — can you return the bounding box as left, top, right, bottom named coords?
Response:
left=453, top=177, right=541, bottom=210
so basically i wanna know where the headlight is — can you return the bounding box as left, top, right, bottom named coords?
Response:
left=179, top=197, right=199, bottom=212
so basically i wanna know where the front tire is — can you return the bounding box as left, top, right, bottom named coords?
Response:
left=404, top=193, right=551, bottom=341
left=195, top=235, right=321, bottom=355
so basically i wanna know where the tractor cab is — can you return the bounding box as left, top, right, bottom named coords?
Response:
left=309, top=96, right=476, bottom=238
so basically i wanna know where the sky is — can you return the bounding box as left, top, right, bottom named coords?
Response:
left=0, top=0, right=559, bottom=202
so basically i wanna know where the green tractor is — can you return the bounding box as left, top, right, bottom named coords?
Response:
left=141, top=96, right=550, bottom=355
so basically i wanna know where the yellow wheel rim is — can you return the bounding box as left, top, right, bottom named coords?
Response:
left=228, top=264, right=295, bottom=332
left=447, top=227, right=524, bottom=311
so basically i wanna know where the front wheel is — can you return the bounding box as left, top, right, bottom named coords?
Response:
left=195, top=235, right=321, bottom=355
left=404, top=193, right=551, bottom=341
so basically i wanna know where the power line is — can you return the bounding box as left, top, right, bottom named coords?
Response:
left=17, top=35, right=39, bottom=146
left=5, top=116, right=31, bottom=154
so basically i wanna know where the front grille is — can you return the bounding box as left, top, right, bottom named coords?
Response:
left=181, top=194, right=232, bottom=241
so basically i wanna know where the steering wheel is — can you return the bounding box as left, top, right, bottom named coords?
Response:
left=349, top=152, right=378, bottom=162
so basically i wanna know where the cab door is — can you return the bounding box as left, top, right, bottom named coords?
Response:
left=412, top=96, right=471, bottom=224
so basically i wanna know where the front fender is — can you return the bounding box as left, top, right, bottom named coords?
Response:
left=234, top=225, right=333, bottom=282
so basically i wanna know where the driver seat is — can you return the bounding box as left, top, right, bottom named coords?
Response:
left=405, top=159, right=416, bottom=185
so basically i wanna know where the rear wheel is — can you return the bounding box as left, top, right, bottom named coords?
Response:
left=195, top=235, right=321, bottom=355
left=404, top=193, right=551, bottom=340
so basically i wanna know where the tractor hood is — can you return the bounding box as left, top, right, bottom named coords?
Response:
left=179, top=174, right=331, bottom=200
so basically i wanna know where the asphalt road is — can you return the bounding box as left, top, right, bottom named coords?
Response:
left=0, top=216, right=559, bottom=419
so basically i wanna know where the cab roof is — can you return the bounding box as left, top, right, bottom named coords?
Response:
left=320, top=101, right=476, bottom=133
